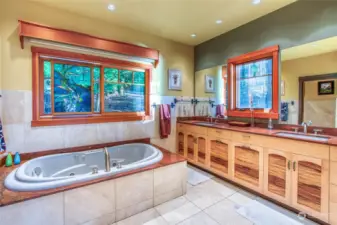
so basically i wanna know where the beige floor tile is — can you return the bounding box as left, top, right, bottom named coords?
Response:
left=116, top=208, right=168, bottom=225
left=204, top=199, right=253, bottom=225
left=155, top=196, right=200, bottom=225
left=185, top=179, right=236, bottom=209
left=177, top=212, right=219, bottom=225
left=228, top=192, right=255, bottom=207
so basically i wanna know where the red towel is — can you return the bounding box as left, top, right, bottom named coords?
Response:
left=216, top=105, right=225, bottom=118
left=159, top=104, right=171, bottom=139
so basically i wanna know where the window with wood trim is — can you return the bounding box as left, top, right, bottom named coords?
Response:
left=227, top=45, right=279, bottom=119
left=32, top=47, right=151, bottom=127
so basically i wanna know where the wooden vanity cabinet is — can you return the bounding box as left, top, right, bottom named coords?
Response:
left=196, top=135, right=207, bottom=166
left=264, top=149, right=292, bottom=205
left=176, top=130, right=186, bottom=157
left=291, top=154, right=329, bottom=222
left=232, top=143, right=264, bottom=193
left=186, top=133, right=197, bottom=162
left=208, top=138, right=231, bottom=178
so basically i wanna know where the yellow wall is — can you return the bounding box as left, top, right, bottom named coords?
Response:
left=0, top=0, right=194, bottom=96
left=281, top=51, right=337, bottom=101
left=304, top=79, right=337, bottom=100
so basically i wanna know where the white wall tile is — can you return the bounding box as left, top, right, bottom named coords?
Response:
left=115, top=170, right=153, bottom=210
left=23, top=123, right=65, bottom=152
left=64, top=124, right=100, bottom=148
left=3, top=123, right=25, bottom=153
left=97, top=122, right=127, bottom=143
left=154, top=162, right=186, bottom=205
left=116, top=198, right=153, bottom=222
left=115, top=170, right=154, bottom=221
left=0, top=193, right=64, bottom=225
left=64, top=180, right=115, bottom=225
left=80, top=213, right=115, bottom=225
left=2, top=90, right=26, bottom=125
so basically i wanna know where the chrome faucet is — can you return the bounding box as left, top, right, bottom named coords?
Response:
left=103, top=147, right=111, bottom=172
left=301, top=120, right=312, bottom=134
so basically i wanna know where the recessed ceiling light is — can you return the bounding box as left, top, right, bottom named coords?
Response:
left=252, top=0, right=261, bottom=5
left=108, top=4, right=116, bottom=11
left=191, top=34, right=197, bottom=38
left=216, top=20, right=223, bottom=24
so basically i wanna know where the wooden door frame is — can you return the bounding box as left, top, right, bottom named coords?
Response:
left=298, top=73, right=337, bottom=124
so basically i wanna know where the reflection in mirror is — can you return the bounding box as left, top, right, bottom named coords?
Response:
left=281, top=36, right=337, bottom=128
left=194, top=66, right=227, bottom=117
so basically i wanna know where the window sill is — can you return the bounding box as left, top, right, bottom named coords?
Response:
left=31, top=115, right=152, bottom=127
left=227, top=110, right=279, bottom=119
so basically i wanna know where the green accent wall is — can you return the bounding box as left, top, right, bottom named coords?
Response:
left=195, top=0, right=337, bottom=71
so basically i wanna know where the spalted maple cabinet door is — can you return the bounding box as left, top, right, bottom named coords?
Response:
left=176, top=130, right=186, bottom=157
left=209, top=138, right=230, bottom=178
left=291, top=154, right=329, bottom=222
left=232, top=143, right=264, bottom=193
left=263, top=149, right=291, bottom=205
left=186, top=133, right=197, bottom=162
left=196, top=135, right=207, bottom=166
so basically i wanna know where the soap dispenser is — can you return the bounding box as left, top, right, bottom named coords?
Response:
left=268, top=118, right=273, bottom=130
left=5, top=153, right=13, bottom=167
left=14, top=152, right=21, bottom=165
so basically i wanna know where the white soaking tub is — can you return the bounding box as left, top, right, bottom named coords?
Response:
left=5, top=143, right=163, bottom=191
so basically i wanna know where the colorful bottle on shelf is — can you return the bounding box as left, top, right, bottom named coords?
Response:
left=14, top=152, right=21, bottom=165
left=5, top=153, right=13, bottom=167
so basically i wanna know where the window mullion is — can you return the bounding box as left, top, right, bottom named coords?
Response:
left=51, top=60, right=55, bottom=115
left=91, top=66, right=94, bottom=113
left=100, top=66, right=105, bottom=114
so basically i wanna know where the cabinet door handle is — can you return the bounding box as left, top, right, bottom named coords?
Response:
left=288, top=160, right=291, bottom=170
left=242, top=134, right=250, bottom=138
left=293, top=161, right=296, bottom=171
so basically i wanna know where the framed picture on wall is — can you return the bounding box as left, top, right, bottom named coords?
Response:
left=205, top=75, right=215, bottom=93
left=168, top=69, right=182, bottom=90
left=318, top=80, right=334, bottom=95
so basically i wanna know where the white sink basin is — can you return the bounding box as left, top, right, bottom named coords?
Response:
left=275, top=132, right=330, bottom=142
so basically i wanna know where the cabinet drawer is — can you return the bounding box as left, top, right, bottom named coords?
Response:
left=207, top=128, right=231, bottom=139
left=232, top=132, right=252, bottom=144
left=330, top=184, right=337, bottom=224
left=177, top=123, right=186, bottom=130
left=185, top=125, right=207, bottom=135
left=176, top=123, right=207, bottom=135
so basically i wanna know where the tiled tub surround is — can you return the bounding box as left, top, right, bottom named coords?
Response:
left=5, top=143, right=164, bottom=192
left=0, top=144, right=185, bottom=206
left=0, top=153, right=187, bottom=225
left=0, top=90, right=192, bottom=154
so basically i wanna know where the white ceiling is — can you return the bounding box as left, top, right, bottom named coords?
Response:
left=281, top=36, right=337, bottom=61
left=28, top=0, right=296, bottom=46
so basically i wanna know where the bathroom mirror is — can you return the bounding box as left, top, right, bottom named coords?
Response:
left=194, top=66, right=227, bottom=117
left=280, top=36, right=337, bottom=128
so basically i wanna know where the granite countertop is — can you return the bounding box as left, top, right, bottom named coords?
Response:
left=0, top=145, right=186, bottom=207
left=179, top=120, right=337, bottom=146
